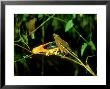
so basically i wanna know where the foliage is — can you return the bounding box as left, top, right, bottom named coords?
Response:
left=14, top=14, right=97, bottom=76
left=65, top=20, right=74, bottom=32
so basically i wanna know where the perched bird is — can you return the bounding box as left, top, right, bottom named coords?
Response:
left=53, top=33, right=78, bottom=57
left=32, top=44, right=47, bottom=54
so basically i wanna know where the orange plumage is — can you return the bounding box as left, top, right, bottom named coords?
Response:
left=32, top=45, right=47, bottom=54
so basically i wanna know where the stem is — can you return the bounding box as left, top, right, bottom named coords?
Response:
left=18, top=28, right=30, bottom=50
left=52, top=17, right=66, bottom=23
left=45, top=14, right=66, bottom=23
left=86, top=55, right=95, bottom=64
left=51, top=16, right=89, bottom=44
left=29, top=14, right=55, bottom=35
left=69, top=52, right=96, bottom=76
left=60, top=43, right=96, bottom=76
left=58, top=55, right=83, bottom=66
left=14, top=54, right=33, bottom=63
left=14, top=44, right=32, bottom=53
left=73, top=27, right=89, bottom=44
left=58, top=54, right=95, bottom=76
left=81, top=63, right=96, bottom=76
left=14, top=43, right=96, bottom=75
left=50, top=17, right=96, bottom=75
left=14, top=39, right=21, bottom=42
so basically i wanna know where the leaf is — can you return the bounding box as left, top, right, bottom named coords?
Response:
left=85, top=64, right=95, bottom=76
left=26, top=18, right=37, bottom=34
left=31, top=33, right=35, bottom=39
left=38, top=14, right=44, bottom=20
left=89, top=41, right=96, bottom=51
left=22, top=35, right=28, bottom=44
left=65, top=20, right=74, bottom=32
left=23, top=14, right=29, bottom=22
left=81, top=43, right=88, bottom=56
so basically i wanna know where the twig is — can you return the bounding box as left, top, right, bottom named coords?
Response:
left=45, top=14, right=66, bottom=23
left=14, top=44, right=32, bottom=53
left=50, top=16, right=89, bottom=44
left=29, top=14, right=55, bottom=35
left=18, top=28, right=30, bottom=50
left=14, top=54, right=33, bottom=63
left=86, top=55, right=95, bottom=64
left=59, top=43, right=96, bottom=76
left=53, top=17, right=66, bottom=23
left=73, top=26, right=89, bottom=44
left=58, top=54, right=83, bottom=66
left=14, top=39, right=21, bottom=42
left=14, top=43, right=96, bottom=76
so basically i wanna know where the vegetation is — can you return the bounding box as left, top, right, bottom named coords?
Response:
left=14, top=14, right=97, bottom=76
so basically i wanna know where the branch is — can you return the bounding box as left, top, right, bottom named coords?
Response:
left=29, top=14, right=55, bottom=35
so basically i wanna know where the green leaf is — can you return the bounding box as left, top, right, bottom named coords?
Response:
left=85, top=64, right=95, bottom=76
left=31, top=33, right=35, bottom=39
left=65, top=20, right=74, bottom=32
left=21, top=34, right=29, bottom=44
left=23, top=14, right=29, bottom=22
left=81, top=43, right=88, bottom=56
left=89, top=41, right=96, bottom=51
left=38, top=14, right=44, bottom=19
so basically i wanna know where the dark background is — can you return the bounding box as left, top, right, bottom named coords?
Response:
left=14, top=14, right=97, bottom=76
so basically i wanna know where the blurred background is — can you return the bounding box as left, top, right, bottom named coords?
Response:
left=14, top=14, right=97, bottom=76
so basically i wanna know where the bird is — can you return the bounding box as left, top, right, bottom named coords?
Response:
left=53, top=33, right=78, bottom=57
